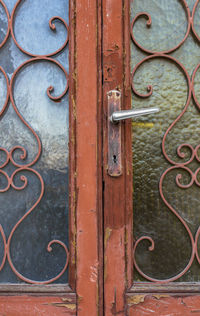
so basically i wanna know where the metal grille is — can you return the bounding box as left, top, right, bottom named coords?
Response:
left=132, top=0, right=200, bottom=282
left=0, top=0, right=69, bottom=284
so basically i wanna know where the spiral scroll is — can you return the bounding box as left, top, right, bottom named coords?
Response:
left=132, top=0, right=200, bottom=282
left=0, top=0, right=69, bottom=283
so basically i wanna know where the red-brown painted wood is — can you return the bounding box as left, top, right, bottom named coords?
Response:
left=76, top=0, right=102, bottom=315
left=127, top=295, right=200, bottom=316
left=0, top=0, right=102, bottom=314
left=102, top=0, right=127, bottom=315
left=68, top=0, right=76, bottom=291
left=0, top=296, right=76, bottom=316
left=103, top=1, right=200, bottom=315
left=119, top=0, right=200, bottom=315
left=123, top=0, right=133, bottom=292
left=0, top=1, right=78, bottom=314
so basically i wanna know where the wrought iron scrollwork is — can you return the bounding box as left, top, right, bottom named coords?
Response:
left=132, top=0, right=200, bottom=282
left=0, top=0, right=69, bottom=284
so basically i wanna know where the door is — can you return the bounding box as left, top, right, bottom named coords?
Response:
left=103, top=0, right=200, bottom=315
left=0, top=0, right=101, bottom=315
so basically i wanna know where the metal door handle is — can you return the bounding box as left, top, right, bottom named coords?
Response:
left=110, top=107, right=159, bottom=123
left=107, top=90, right=160, bottom=177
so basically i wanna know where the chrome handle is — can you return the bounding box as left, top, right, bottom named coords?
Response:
left=107, top=90, right=160, bottom=177
left=110, top=107, right=159, bottom=123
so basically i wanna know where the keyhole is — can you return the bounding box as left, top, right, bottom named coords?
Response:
left=113, top=155, right=117, bottom=164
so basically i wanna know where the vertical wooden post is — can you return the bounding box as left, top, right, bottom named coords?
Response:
left=76, top=0, right=102, bottom=315
left=102, top=0, right=127, bottom=315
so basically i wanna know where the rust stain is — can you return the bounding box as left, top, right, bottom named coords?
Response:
left=128, top=294, right=170, bottom=306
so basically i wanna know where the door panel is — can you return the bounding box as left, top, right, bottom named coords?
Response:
left=131, top=0, right=200, bottom=283
left=0, top=0, right=101, bottom=315
left=103, top=0, right=200, bottom=315
left=102, top=0, right=126, bottom=314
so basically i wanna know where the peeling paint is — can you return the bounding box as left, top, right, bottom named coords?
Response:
left=104, top=255, right=108, bottom=282
left=104, top=227, right=112, bottom=249
left=128, top=295, right=200, bottom=314
left=104, top=228, right=112, bottom=282
left=51, top=302, right=76, bottom=310
left=153, top=294, right=171, bottom=300
left=71, top=95, right=77, bottom=119
left=61, top=298, right=72, bottom=302
left=127, top=295, right=145, bottom=305
left=90, top=260, right=99, bottom=283
left=128, top=294, right=170, bottom=306
left=77, top=295, right=83, bottom=304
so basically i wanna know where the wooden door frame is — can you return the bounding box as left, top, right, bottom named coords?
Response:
left=102, top=0, right=132, bottom=314
left=76, top=0, right=103, bottom=314
left=0, top=0, right=103, bottom=315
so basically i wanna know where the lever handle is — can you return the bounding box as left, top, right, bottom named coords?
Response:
left=110, top=107, right=159, bottom=123
left=107, top=90, right=159, bottom=177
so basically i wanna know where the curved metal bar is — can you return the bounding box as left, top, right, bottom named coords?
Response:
left=130, top=0, right=191, bottom=55
left=192, top=63, right=200, bottom=110
left=191, top=0, right=200, bottom=42
left=195, top=226, right=200, bottom=264
left=133, top=166, right=196, bottom=283
left=6, top=168, right=69, bottom=284
left=0, top=66, right=10, bottom=118
left=132, top=54, right=193, bottom=165
left=0, top=148, right=9, bottom=169
left=10, top=168, right=28, bottom=191
left=10, top=0, right=69, bottom=58
left=0, top=0, right=70, bottom=284
left=0, top=170, right=11, bottom=192
left=0, top=225, right=7, bottom=272
left=195, top=144, right=200, bottom=162
left=0, top=0, right=10, bottom=49
left=9, top=57, right=68, bottom=167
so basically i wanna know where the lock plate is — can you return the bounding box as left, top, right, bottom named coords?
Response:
left=107, top=90, right=122, bottom=177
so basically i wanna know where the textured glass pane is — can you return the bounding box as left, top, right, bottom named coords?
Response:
left=0, top=0, right=69, bottom=284
left=131, top=0, right=200, bottom=282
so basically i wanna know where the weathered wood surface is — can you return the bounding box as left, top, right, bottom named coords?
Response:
left=127, top=294, right=200, bottom=315
left=76, top=0, right=102, bottom=315
left=0, top=295, right=76, bottom=316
